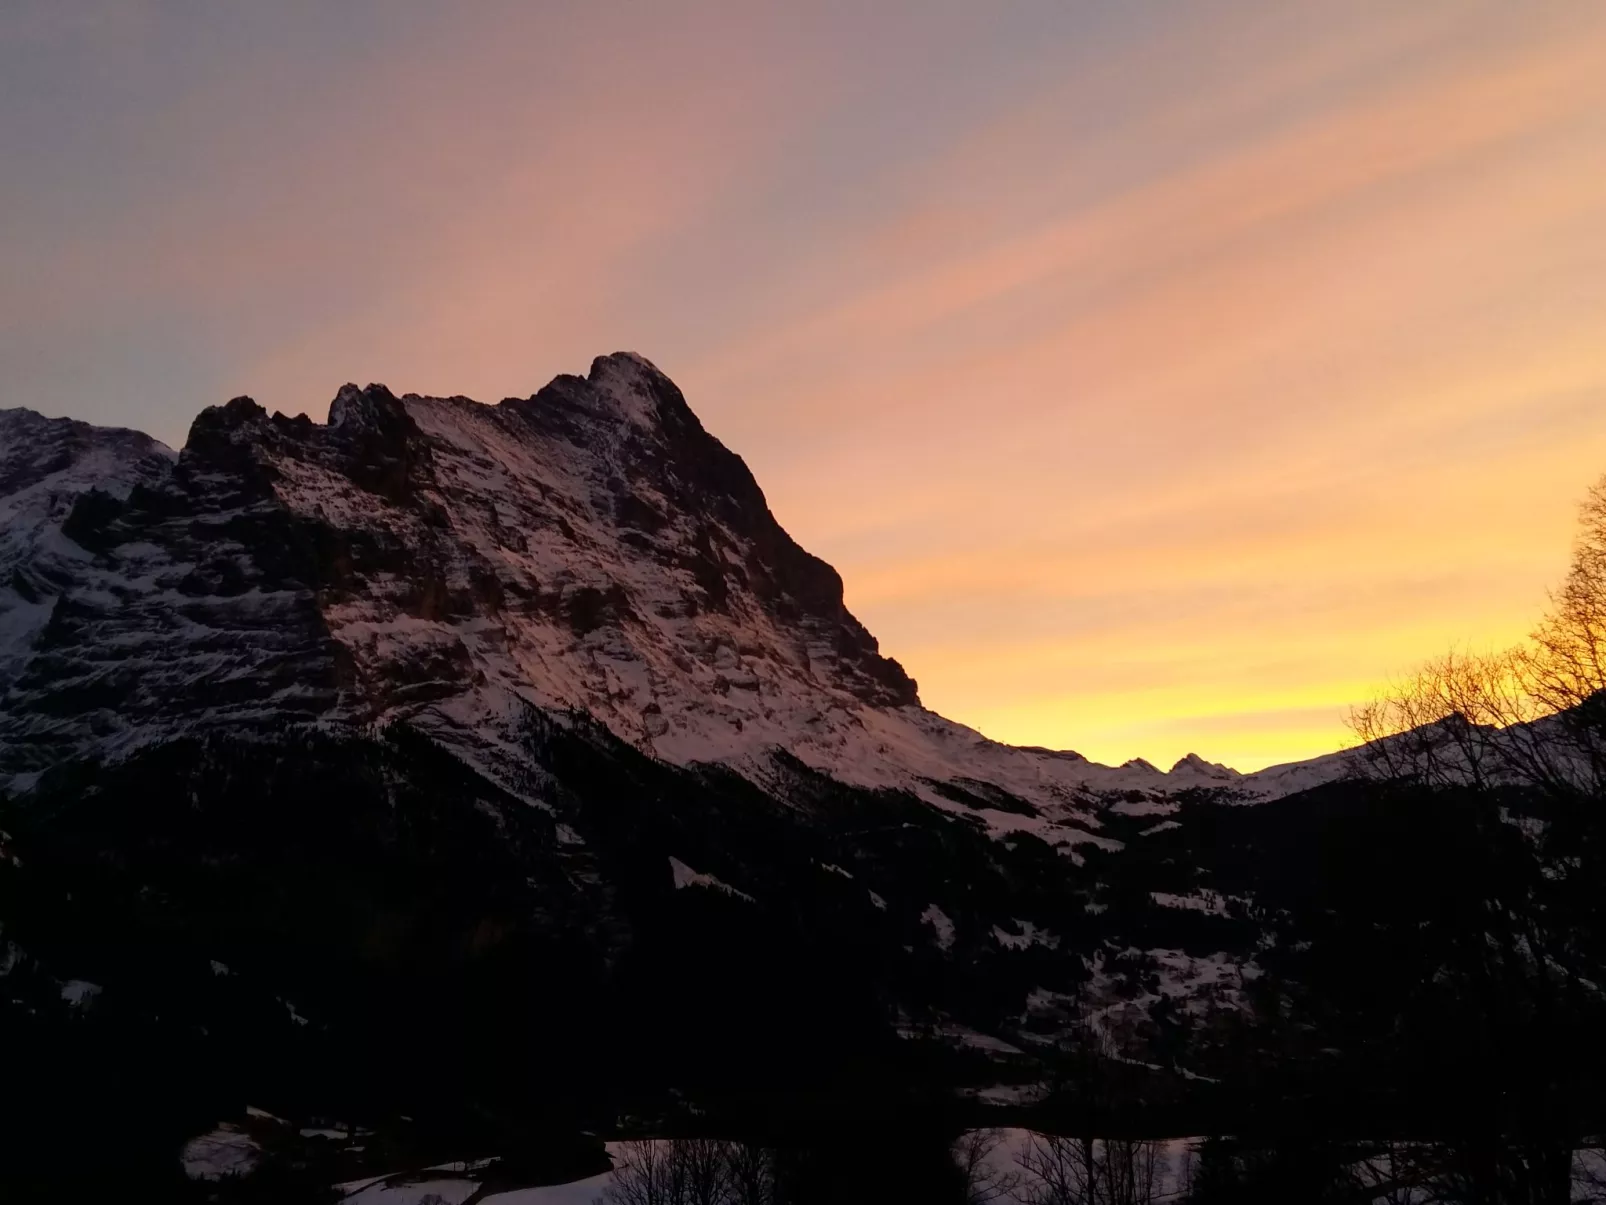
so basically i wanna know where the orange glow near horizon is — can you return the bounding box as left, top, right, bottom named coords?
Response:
left=5, top=2, right=1606, bottom=769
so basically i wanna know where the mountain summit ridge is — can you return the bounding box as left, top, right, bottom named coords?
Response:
left=0, top=354, right=1345, bottom=821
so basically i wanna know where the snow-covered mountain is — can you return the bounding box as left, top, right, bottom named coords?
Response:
left=0, top=352, right=1349, bottom=821
left=0, top=408, right=173, bottom=698
left=0, top=356, right=1590, bottom=1194
left=0, top=354, right=1383, bottom=1161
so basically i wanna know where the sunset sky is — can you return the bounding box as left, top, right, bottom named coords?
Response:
left=5, top=1, right=1606, bottom=770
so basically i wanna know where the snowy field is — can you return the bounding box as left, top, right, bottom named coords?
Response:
left=175, top=1126, right=1606, bottom=1203
left=318, top=1134, right=1200, bottom=1205
left=338, top=1170, right=614, bottom=1204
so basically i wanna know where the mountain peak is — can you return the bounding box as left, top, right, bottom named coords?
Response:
left=1169, top=752, right=1241, bottom=779
left=0, top=405, right=173, bottom=506
left=509, top=350, right=699, bottom=441
left=589, top=348, right=663, bottom=382
left=328, top=382, right=406, bottom=431
left=585, top=350, right=685, bottom=430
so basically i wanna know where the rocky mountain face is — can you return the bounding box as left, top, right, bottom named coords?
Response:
left=0, top=355, right=1400, bottom=1186
left=0, top=409, right=174, bottom=700
left=0, top=352, right=1339, bottom=803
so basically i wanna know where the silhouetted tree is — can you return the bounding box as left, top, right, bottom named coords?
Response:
left=1352, top=475, right=1606, bottom=840
left=724, top=1141, right=779, bottom=1205
left=602, top=1139, right=767, bottom=1205
left=954, top=1128, right=1024, bottom=1204
left=1014, top=1134, right=1163, bottom=1205
left=1348, top=475, right=1606, bottom=1201
left=1181, top=1136, right=1355, bottom=1205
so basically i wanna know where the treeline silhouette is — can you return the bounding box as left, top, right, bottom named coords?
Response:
left=592, top=1131, right=1606, bottom=1205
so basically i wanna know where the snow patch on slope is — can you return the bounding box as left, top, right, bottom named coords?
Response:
left=668, top=857, right=754, bottom=903
left=922, top=903, right=956, bottom=950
